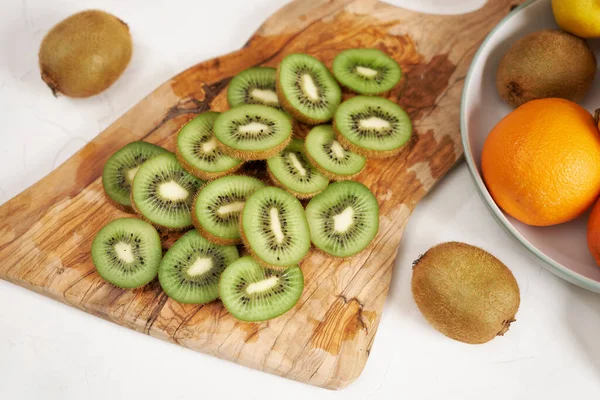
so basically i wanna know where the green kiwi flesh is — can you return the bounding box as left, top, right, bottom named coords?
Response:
left=267, top=138, right=329, bottom=199
left=176, top=112, right=243, bottom=180
left=276, top=53, right=342, bottom=125
left=305, top=125, right=366, bottom=180
left=412, top=242, right=520, bottom=344
left=305, top=180, right=379, bottom=258
left=131, top=153, right=204, bottom=230
left=193, top=175, right=266, bottom=245
left=102, top=141, right=168, bottom=210
left=219, top=256, right=304, bottom=322
left=227, top=67, right=281, bottom=109
left=213, top=104, right=292, bottom=160
left=333, top=96, right=412, bottom=158
left=332, top=49, right=401, bottom=95
left=91, top=218, right=162, bottom=289
left=241, top=186, right=311, bottom=268
left=158, top=230, right=239, bottom=304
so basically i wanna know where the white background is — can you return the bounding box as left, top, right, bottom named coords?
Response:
left=1, top=0, right=599, bottom=399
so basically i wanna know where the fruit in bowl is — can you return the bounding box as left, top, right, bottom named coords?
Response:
left=496, top=29, right=596, bottom=108
left=481, top=98, right=600, bottom=227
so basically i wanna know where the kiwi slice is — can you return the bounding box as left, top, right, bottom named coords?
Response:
left=213, top=104, right=292, bottom=160
left=332, top=49, right=402, bottom=95
left=102, top=141, right=168, bottom=211
left=158, top=230, right=239, bottom=304
left=267, top=138, right=329, bottom=199
left=240, top=186, right=311, bottom=269
left=220, top=256, right=304, bottom=322
left=131, top=153, right=204, bottom=230
left=91, top=218, right=162, bottom=289
left=176, top=112, right=243, bottom=181
left=227, top=67, right=281, bottom=109
left=305, top=125, right=366, bottom=180
left=412, top=242, right=520, bottom=344
left=333, top=96, right=412, bottom=158
left=192, top=175, right=266, bottom=245
left=305, top=180, right=379, bottom=258
left=276, top=53, right=342, bottom=125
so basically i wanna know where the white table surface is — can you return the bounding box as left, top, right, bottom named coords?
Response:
left=1, top=0, right=600, bottom=398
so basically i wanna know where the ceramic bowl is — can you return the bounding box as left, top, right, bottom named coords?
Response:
left=461, top=0, right=600, bottom=292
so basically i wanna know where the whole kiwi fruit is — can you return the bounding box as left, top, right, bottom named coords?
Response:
left=38, top=10, right=132, bottom=98
left=412, top=242, right=520, bottom=344
left=496, top=29, right=596, bottom=108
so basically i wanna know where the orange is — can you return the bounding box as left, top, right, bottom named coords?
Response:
left=587, top=198, right=600, bottom=266
left=481, top=98, right=600, bottom=227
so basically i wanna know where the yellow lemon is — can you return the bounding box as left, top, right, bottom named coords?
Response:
left=552, top=0, right=600, bottom=38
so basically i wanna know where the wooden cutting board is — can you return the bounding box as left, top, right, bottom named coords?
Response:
left=0, top=0, right=517, bottom=390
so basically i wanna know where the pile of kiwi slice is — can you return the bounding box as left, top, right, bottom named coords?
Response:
left=92, top=48, right=409, bottom=322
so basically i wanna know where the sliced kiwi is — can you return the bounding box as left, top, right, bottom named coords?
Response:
left=412, top=242, right=520, bottom=344
left=158, top=230, right=239, bottom=304
left=213, top=104, right=292, bottom=160
left=276, top=53, right=342, bottom=125
left=91, top=218, right=162, bottom=289
left=305, top=125, right=366, bottom=180
left=267, top=138, right=329, bottom=199
left=305, top=181, right=378, bottom=258
left=240, top=186, right=311, bottom=269
left=102, top=141, right=168, bottom=211
left=192, top=175, right=266, bottom=245
left=220, top=256, right=304, bottom=322
left=333, top=96, right=412, bottom=158
left=176, top=112, right=243, bottom=180
left=131, top=153, right=204, bottom=230
left=332, top=49, right=402, bottom=95
left=227, top=67, right=281, bottom=109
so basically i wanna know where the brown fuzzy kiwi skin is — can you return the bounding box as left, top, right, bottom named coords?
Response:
left=238, top=214, right=307, bottom=271
left=496, top=29, right=596, bottom=108
left=276, top=67, right=330, bottom=126
left=129, top=190, right=192, bottom=232
left=332, top=119, right=406, bottom=159
left=411, top=242, right=520, bottom=344
left=190, top=190, right=241, bottom=246
left=266, top=168, right=325, bottom=200
left=303, top=145, right=365, bottom=181
left=175, top=146, right=243, bottom=181
left=215, top=134, right=292, bottom=161
left=39, top=10, right=132, bottom=98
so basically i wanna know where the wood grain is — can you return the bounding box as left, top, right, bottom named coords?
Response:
left=0, top=0, right=518, bottom=389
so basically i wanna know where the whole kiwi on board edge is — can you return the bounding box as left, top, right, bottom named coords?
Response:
left=38, top=10, right=132, bottom=98
left=411, top=242, right=520, bottom=344
left=496, top=29, right=596, bottom=108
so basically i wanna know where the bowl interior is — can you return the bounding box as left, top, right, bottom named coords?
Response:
left=462, top=0, right=600, bottom=290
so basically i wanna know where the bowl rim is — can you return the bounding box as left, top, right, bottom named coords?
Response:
left=460, top=0, right=600, bottom=293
